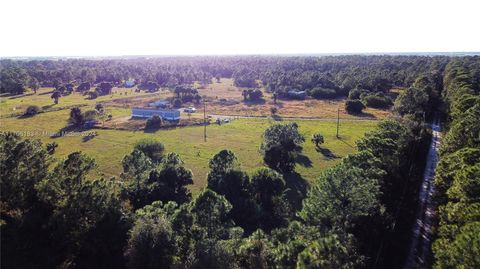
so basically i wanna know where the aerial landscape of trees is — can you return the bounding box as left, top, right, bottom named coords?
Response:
left=1, top=55, right=479, bottom=269
left=0, top=56, right=448, bottom=99
left=431, top=57, right=480, bottom=269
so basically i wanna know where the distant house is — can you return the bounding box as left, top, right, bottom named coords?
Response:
left=287, top=90, right=306, bottom=99
left=149, top=100, right=170, bottom=108
left=132, top=107, right=180, bottom=121
left=125, top=80, right=135, bottom=88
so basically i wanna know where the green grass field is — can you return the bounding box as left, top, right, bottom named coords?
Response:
left=0, top=87, right=155, bottom=117
left=0, top=108, right=378, bottom=192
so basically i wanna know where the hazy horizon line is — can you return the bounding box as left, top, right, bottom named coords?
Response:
left=1, top=51, right=480, bottom=60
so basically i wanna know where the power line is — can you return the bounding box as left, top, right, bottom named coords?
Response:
left=203, top=99, right=207, bottom=142
left=336, top=107, right=340, bottom=138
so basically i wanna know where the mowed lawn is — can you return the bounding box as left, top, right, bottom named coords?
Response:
left=0, top=109, right=378, bottom=192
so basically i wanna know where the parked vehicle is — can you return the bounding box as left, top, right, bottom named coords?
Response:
left=184, top=107, right=197, bottom=113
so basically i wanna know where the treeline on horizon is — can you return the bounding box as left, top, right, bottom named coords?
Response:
left=1, top=56, right=479, bottom=269
left=1, top=55, right=449, bottom=98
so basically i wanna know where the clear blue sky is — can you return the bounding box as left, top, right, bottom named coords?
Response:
left=1, top=0, right=479, bottom=56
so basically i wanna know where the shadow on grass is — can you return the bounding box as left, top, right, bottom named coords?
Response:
left=348, top=111, right=376, bottom=118
left=17, top=113, right=35, bottom=119
left=50, top=125, right=84, bottom=138
left=338, top=137, right=355, bottom=149
left=316, top=147, right=339, bottom=159
left=82, top=132, right=98, bottom=142
left=271, top=114, right=283, bottom=121
left=6, top=92, right=35, bottom=99
left=142, top=119, right=182, bottom=133
left=143, top=127, right=161, bottom=133
left=39, top=90, right=54, bottom=96
left=42, top=104, right=55, bottom=110
left=283, top=171, right=309, bottom=211
left=244, top=98, right=266, bottom=106
left=295, top=154, right=313, bottom=167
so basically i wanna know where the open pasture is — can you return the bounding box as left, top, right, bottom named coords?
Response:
left=0, top=108, right=378, bottom=192
left=0, top=87, right=154, bottom=117
left=196, top=79, right=391, bottom=119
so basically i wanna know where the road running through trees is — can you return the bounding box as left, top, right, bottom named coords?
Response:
left=403, top=119, right=441, bottom=269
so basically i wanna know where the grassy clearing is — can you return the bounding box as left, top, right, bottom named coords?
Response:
left=197, top=79, right=391, bottom=119
left=0, top=81, right=382, bottom=192
left=0, top=87, right=153, bottom=117
left=1, top=80, right=391, bottom=120
left=0, top=108, right=378, bottom=192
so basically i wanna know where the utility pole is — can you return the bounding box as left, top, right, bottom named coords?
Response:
left=336, top=107, right=340, bottom=138
left=203, top=99, right=207, bottom=142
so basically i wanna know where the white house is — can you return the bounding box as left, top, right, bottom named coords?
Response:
left=131, top=108, right=180, bottom=121
left=125, top=79, right=135, bottom=87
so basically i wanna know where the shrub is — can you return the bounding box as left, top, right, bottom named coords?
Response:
left=261, top=123, right=304, bottom=173
left=173, top=98, right=182, bottom=108
left=345, top=100, right=365, bottom=114
left=362, top=94, right=392, bottom=108
left=24, top=105, right=40, bottom=116
left=270, top=107, right=278, bottom=115
left=263, top=144, right=296, bottom=173
left=311, top=133, right=325, bottom=148
left=51, top=90, right=61, bottom=104
left=145, top=115, right=163, bottom=129
left=243, top=89, right=264, bottom=101
left=46, top=142, right=58, bottom=154
left=95, top=103, right=104, bottom=113
left=139, top=81, right=159, bottom=92
left=69, top=107, right=85, bottom=126
left=194, top=94, right=202, bottom=104
left=77, top=82, right=91, bottom=92
left=181, top=94, right=193, bottom=103
left=309, top=87, right=337, bottom=99
left=83, top=110, right=98, bottom=121
left=97, top=82, right=113, bottom=95
left=87, top=90, right=98, bottom=99
left=348, top=89, right=362, bottom=100
left=248, top=89, right=263, bottom=100
left=134, top=138, right=165, bottom=163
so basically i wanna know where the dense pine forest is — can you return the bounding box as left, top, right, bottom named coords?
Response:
left=1, top=55, right=479, bottom=269
left=432, top=58, right=480, bottom=268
